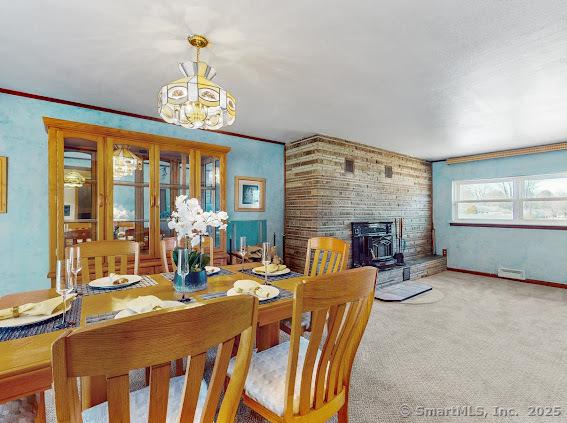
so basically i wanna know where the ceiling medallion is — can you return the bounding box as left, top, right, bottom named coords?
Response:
left=158, top=34, right=236, bottom=130
left=113, top=145, right=143, bottom=179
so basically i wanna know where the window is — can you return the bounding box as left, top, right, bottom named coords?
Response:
left=453, top=173, right=567, bottom=225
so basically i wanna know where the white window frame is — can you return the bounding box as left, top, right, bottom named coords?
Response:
left=452, top=172, right=567, bottom=226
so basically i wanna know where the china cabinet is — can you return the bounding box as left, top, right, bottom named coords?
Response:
left=45, top=118, right=229, bottom=284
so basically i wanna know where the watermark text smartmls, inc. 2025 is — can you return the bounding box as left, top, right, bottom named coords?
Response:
left=398, top=404, right=563, bottom=419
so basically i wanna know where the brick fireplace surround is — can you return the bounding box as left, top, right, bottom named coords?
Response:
left=284, top=135, right=445, bottom=281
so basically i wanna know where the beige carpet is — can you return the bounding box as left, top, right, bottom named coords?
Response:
left=7, top=271, right=567, bottom=422
left=348, top=271, right=567, bottom=422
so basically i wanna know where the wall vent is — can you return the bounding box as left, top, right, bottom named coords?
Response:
left=497, top=267, right=526, bottom=280
left=345, top=159, right=354, bottom=173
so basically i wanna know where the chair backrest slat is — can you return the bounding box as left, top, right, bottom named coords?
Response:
left=313, top=303, right=346, bottom=409
left=80, top=257, right=90, bottom=284
left=94, top=256, right=104, bottom=280
left=326, top=299, right=364, bottom=401
left=107, top=256, right=116, bottom=274
left=201, top=337, right=235, bottom=422
left=304, top=237, right=348, bottom=277
left=52, top=295, right=258, bottom=423
left=217, top=323, right=256, bottom=421
left=106, top=374, right=130, bottom=422
left=309, top=249, right=321, bottom=277
left=160, top=237, right=177, bottom=273
left=120, top=255, right=128, bottom=275
left=66, top=241, right=140, bottom=283
left=284, top=267, right=376, bottom=420
left=178, top=353, right=207, bottom=422
left=148, top=362, right=171, bottom=422
left=298, top=309, right=326, bottom=415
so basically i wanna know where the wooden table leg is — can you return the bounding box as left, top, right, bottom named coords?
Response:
left=256, top=322, right=280, bottom=351
left=81, top=375, right=108, bottom=410
left=34, top=392, right=46, bottom=423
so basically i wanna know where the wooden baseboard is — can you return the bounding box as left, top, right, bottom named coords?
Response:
left=447, top=267, right=567, bottom=289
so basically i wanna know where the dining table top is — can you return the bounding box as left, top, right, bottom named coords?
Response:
left=0, top=262, right=307, bottom=403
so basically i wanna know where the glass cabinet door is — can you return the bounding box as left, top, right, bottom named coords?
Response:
left=61, top=136, right=104, bottom=248
left=107, top=139, right=155, bottom=256
left=157, top=149, right=192, bottom=239
left=199, top=152, right=225, bottom=249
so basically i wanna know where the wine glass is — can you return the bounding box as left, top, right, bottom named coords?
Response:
left=239, top=236, right=247, bottom=271
left=261, top=242, right=272, bottom=285
left=55, top=259, right=74, bottom=329
left=69, top=246, right=82, bottom=285
left=176, top=248, right=190, bottom=299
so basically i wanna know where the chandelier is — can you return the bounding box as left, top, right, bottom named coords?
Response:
left=113, top=145, right=143, bottom=179
left=63, top=170, right=85, bottom=188
left=158, top=34, right=236, bottom=130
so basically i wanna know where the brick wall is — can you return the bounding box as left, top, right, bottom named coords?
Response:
left=285, top=135, right=432, bottom=272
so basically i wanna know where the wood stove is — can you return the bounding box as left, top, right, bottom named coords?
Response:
left=352, top=221, right=397, bottom=269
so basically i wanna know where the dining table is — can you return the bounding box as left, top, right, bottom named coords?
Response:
left=0, top=262, right=307, bottom=417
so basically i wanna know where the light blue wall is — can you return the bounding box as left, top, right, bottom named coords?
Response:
left=0, top=93, right=284, bottom=295
left=433, top=151, right=567, bottom=284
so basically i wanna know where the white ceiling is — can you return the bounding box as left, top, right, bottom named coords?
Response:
left=2, top=1, right=567, bottom=160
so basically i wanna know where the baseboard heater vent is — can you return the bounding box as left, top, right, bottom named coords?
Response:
left=498, top=267, right=526, bottom=280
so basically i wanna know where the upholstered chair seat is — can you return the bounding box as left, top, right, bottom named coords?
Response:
left=82, top=376, right=207, bottom=423
left=227, top=337, right=321, bottom=416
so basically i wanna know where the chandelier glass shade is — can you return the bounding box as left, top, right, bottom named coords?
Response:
left=113, top=145, right=143, bottom=179
left=158, top=35, right=236, bottom=130
left=63, top=170, right=85, bottom=188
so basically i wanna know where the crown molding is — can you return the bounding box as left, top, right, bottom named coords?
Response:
left=0, top=87, right=285, bottom=146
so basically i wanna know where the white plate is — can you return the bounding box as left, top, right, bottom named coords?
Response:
left=88, top=274, right=142, bottom=290
left=227, top=285, right=280, bottom=302
left=114, top=300, right=186, bottom=319
left=252, top=267, right=291, bottom=276
left=205, top=266, right=221, bottom=276
left=0, top=301, right=73, bottom=329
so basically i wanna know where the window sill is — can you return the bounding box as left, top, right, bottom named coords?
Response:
left=450, top=222, right=567, bottom=230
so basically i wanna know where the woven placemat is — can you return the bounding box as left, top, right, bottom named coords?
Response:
left=85, top=297, right=194, bottom=325
left=239, top=268, right=304, bottom=282
left=75, top=275, right=158, bottom=296
left=160, top=268, right=234, bottom=283
left=0, top=297, right=82, bottom=342
left=200, top=287, right=294, bottom=305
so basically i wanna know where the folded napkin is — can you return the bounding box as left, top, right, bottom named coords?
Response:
left=0, top=294, right=77, bottom=321
left=125, top=295, right=166, bottom=314
left=255, top=264, right=287, bottom=273
left=108, top=273, right=130, bottom=285
left=232, top=280, right=272, bottom=299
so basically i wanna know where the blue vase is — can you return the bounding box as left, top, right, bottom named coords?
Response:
left=174, top=270, right=208, bottom=293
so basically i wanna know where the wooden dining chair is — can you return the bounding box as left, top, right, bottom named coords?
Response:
left=68, top=240, right=140, bottom=283
left=304, top=237, right=348, bottom=277
left=52, top=295, right=258, bottom=423
left=282, top=236, right=349, bottom=335
left=229, top=266, right=377, bottom=422
left=160, top=236, right=215, bottom=273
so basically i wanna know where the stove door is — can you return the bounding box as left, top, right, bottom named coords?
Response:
left=372, top=235, right=393, bottom=260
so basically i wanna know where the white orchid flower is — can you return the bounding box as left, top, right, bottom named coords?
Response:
left=190, top=235, right=201, bottom=247
left=217, top=211, right=228, bottom=221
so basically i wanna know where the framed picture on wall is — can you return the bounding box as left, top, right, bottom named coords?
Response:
left=235, top=176, right=265, bottom=212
